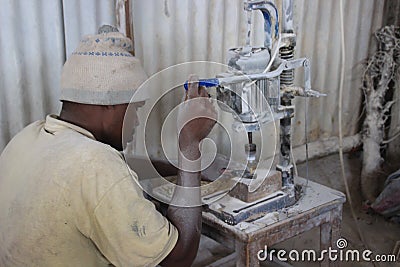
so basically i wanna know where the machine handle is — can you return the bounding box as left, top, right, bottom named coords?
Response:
left=184, top=78, right=220, bottom=90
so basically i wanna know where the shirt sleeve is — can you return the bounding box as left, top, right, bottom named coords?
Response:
left=89, top=176, right=178, bottom=267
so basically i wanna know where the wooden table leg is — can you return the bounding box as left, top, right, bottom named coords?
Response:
left=235, top=241, right=260, bottom=267
left=320, top=206, right=343, bottom=267
left=320, top=222, right=332, bottom=267
left=330, top=205, right=343, bottom=248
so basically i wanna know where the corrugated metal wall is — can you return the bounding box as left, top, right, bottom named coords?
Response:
left=63, top=0, right=116, bottom=58
left=131, top=0, right=385, bottom=160
left=0, top=0, right=385, bottom=159
left=0, top=0, right=65, bottom=151
left=0, top=0, right=116, bottom=152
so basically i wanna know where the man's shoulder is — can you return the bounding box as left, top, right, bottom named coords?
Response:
left=61, top=131, right=129, bottom=174
left=3, top=118, right=129, bottom=175
left=0, top=120, right=44, bottom=159
left=70, top=135, right=123, bottom=162
left=47, top=122, right=136, bottom=199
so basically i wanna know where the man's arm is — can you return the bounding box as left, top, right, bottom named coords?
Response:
left=160, top=146, right=202, bottom=266
left=149, top=158, right=178, bottom=177
left=149, top=157, right=227, bottom=182
left=160, top=75, right=217, bottom=266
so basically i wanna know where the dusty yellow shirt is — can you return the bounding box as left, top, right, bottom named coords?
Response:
left=0, top=115, right=178, bottom=267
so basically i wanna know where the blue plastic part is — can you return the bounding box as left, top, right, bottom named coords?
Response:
left=184, top=78, right=220, bottom=90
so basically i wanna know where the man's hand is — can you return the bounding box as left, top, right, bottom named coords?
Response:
left=177, top=75, right=217, bottom=159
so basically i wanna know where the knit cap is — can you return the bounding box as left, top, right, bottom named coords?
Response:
left=60, top=25, right=148, bottom=105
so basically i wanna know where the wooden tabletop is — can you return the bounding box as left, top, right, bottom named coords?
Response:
left=202, top=177, right=346, bottom=244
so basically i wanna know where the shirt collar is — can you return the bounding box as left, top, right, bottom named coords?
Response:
left=44, top=114, right=96, bottom=140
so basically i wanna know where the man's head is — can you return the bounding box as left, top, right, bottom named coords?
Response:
left=60, top=101, right=144, bottom=151
left=58, top=25, right=148, bottom=151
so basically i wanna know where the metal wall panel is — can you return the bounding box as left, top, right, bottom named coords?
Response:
left=293, top=0, right=384, bottom=145
left=131, top=0, right=384, bottom=160
left=62, top=0, right=116, bottom=58
left=0, top=0, right=116, bottom=152
left=0, top=0, right=65, bottom=151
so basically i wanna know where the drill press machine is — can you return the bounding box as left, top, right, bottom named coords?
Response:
left=193, top=0, right=326, bottom=225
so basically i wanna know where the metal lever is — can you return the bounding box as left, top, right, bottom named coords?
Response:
left=183, top=58, right=307, bottom=91
left=305, top=89, right=327, bottom=98
left=282, top=86, right=327, bottom=98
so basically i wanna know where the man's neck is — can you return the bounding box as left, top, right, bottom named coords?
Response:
left=59, top=103, right=105, bottom=142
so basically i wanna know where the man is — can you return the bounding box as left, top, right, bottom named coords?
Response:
left=0, top=26, right=216, bottom=266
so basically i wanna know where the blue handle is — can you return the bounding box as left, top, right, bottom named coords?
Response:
left=184, top=78, right=220, bottom=90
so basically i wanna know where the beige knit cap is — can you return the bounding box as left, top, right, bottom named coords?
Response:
left=60, top=25, right=148, bottom=105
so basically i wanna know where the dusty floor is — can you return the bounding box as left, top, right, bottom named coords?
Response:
left=192, top=153, right=400, bottom=267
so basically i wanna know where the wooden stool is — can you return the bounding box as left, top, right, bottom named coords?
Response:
left=202, top=178, right=346, bottom=267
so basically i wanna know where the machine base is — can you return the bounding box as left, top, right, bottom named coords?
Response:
left=203, top=185, right=296, bottom=225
